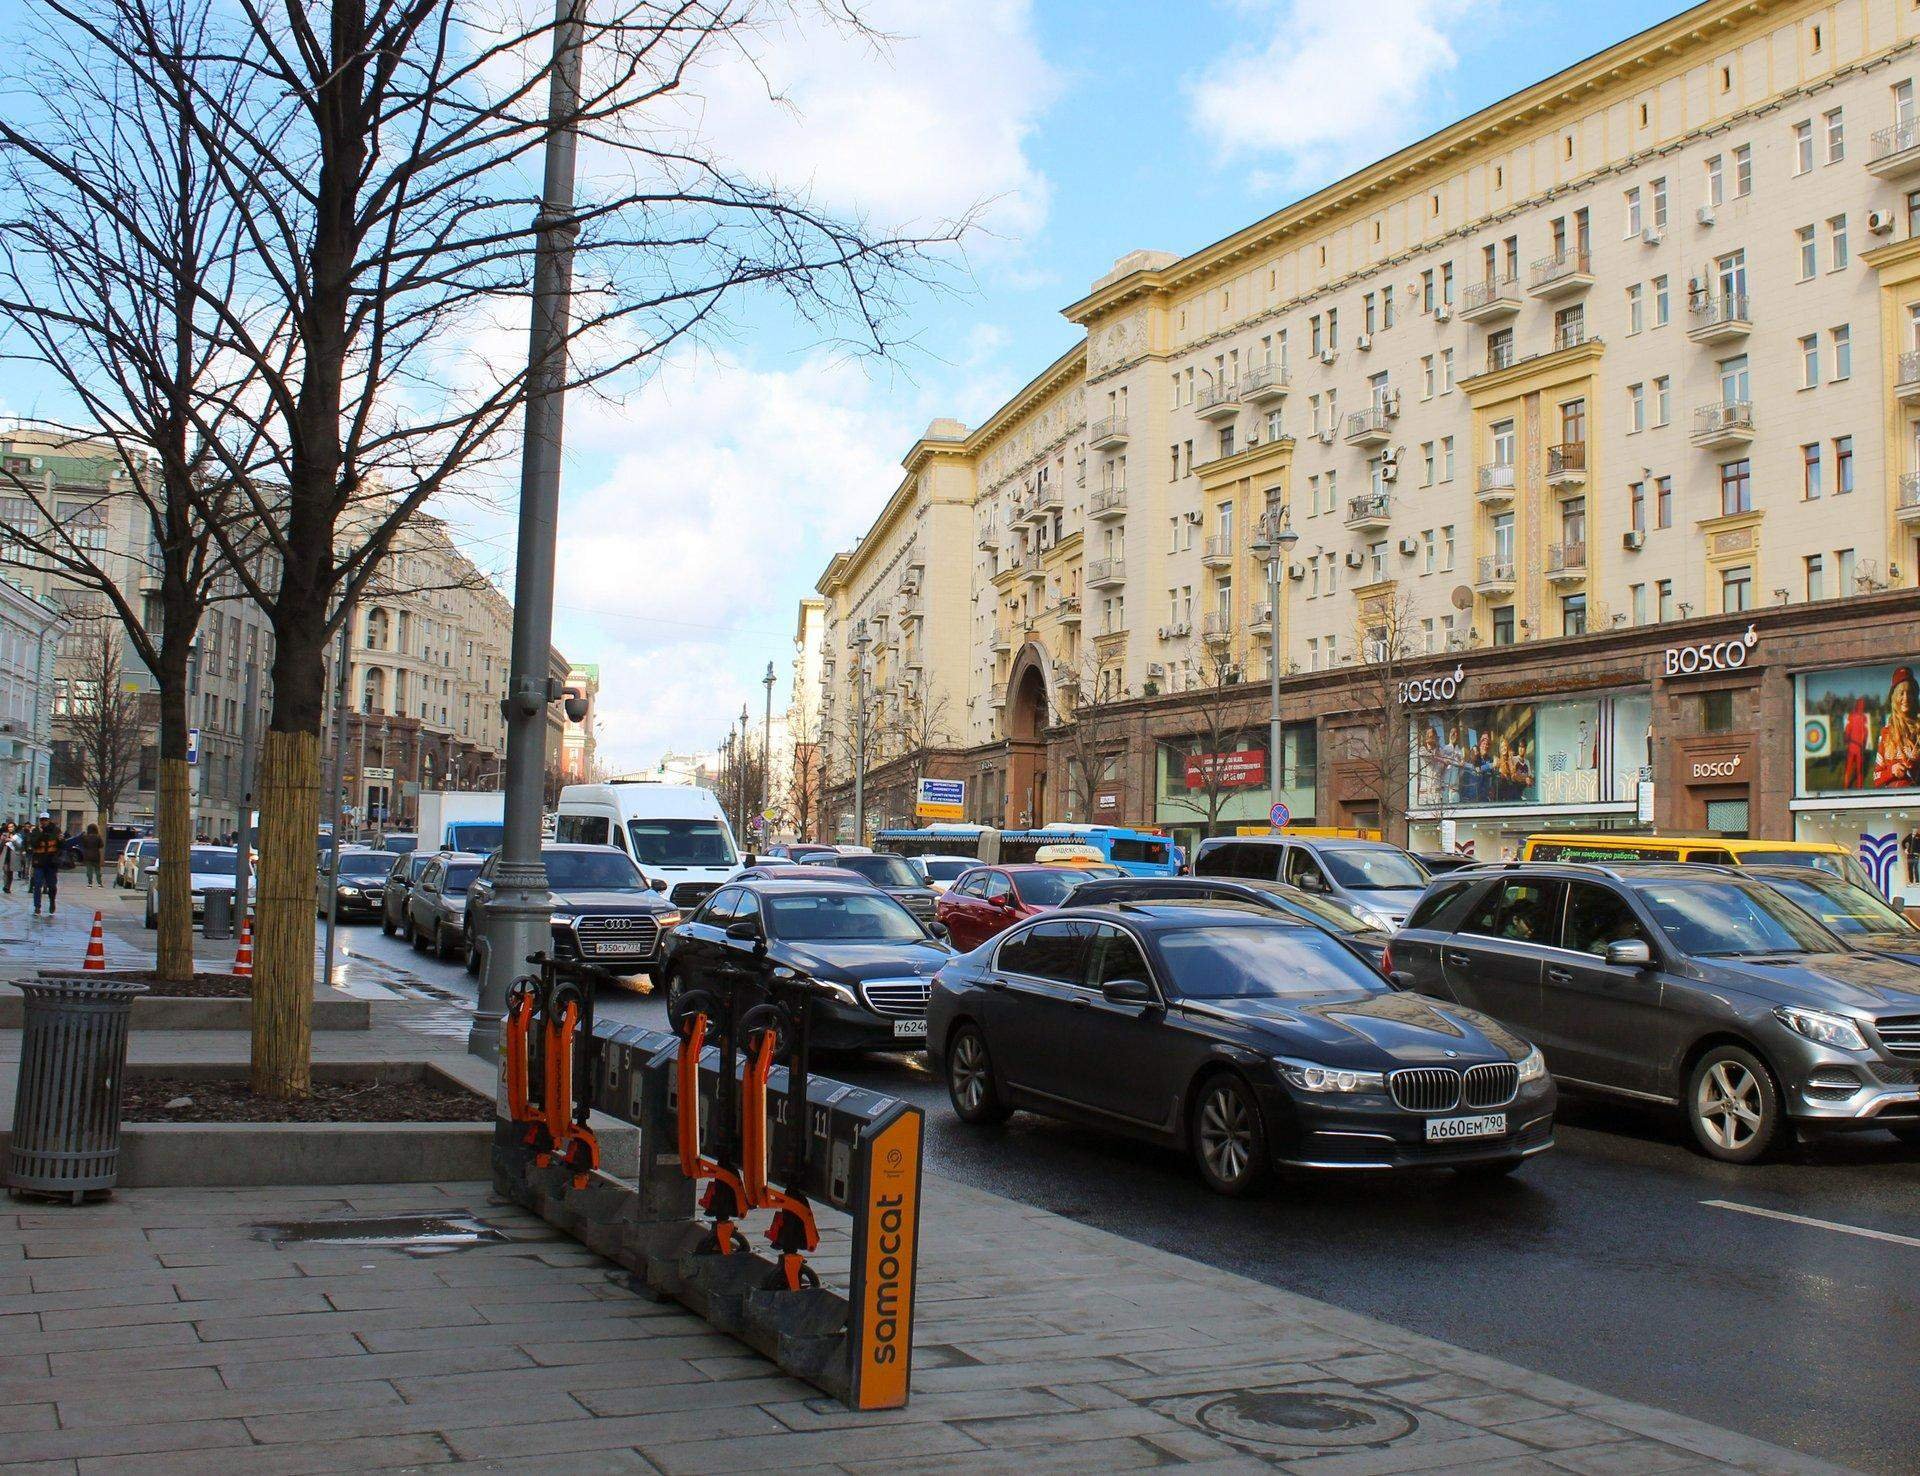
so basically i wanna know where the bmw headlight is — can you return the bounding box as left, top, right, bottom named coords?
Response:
left=1774, top=1005, right=1868, bottom=1052
left=1276, top=1057, right=1386, bottom=1094
left=1516, top=1045, right=1547, bottom=1083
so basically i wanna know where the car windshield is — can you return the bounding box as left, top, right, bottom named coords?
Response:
left=1245, top=883, right=1381, bottom=935
left=189, top=848, right=235, bottom=872
left=409, top=855, right=435, bottom=880
left=382, top=836, right=418, bottom=854
left=451, top=823, right=504, bottom=852
left=336, top=852, right=393, bottom=878
left=825, top=853, right=923, bottom=888
left=1011, top=869, right=1096, bottom=907
left=764, top=891, right=926, bottom=943
left=626, top=819, right=735, bottom=867
left=442, top=864, right=482, bottom=892
left=1317, top=846, right=1428, bottom=890
left=1633, top=879, right=1845, bottom=956
left=1760, top=873, right=1917, bottom=938
left=544, top=850, right=644, bottom=890
left=1739, top=848, right=1879, bottom=894
left=921, top=859, right=972, bottom=882
left=1158, top=925, right=1391, bottom=1000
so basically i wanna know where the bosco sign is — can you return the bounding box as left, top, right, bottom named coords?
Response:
left=1399, top=664, right=1465, bottom=706
left=1664, top=624, right=1758, bottom=677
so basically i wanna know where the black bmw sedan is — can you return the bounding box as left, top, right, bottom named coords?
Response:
left=927, top=905, right=1553, bottom=1195
left=659, top=879, right=951, bottom=1050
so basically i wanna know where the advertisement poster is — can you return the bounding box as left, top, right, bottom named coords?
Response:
left=1797, top=664, right=1920, bottom=794
left=1183, top=749, right=1267, bottom=790
left=1410, top=703, right=1541, bottom=807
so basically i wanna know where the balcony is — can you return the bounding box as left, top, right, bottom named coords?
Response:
left=1344, top=492, right=1392, bottom=532
left=1475, top=463, right=1516, bottom=507
left=1344, top=404, right=1393, bottom=448
left=1025, top=485, right=1063, bottom=522
left=1686, top=290, right=1751, bottom=345
left=1552, top=320, right=1591, bottom=353
left=1869, top=121, right=1920, bottom=180
left=976, top=526, right=997, bottom=552
left=1475, top=555, right=1517, bottom=596
left=1089, top=415, right=1129, bottom=449
left=1196, top=383, right=1241, bottom=422
left=1201, top=610, right=1233, bottom=644
left=901, top=596, right=924, bottom=625
left=1547, top=541, right=1588, bottom=583
left=1249, top=601, right=1274, bottom=636
left=1086, top=557, right=1126, bottom=589
left=1242, top=363, right=1289, bottom=404
left=1691, top=400, right=1755, bottom=450
left=989, top=627, right=1012, bottom=653
left=870, top=600, right=893, bottom=625
left=1021, top=555, right=1047, bottom=585
left=1899, top=472, right=1920, bottom=524
left=1546, top=441, right=1587, bottom=488
left=1201, top=533, right=1236, bottom=569
left=1057, top=595, right=1082, bottom=625
left=1089, top=484, right=1128, bottom=519
left=1897, top=352, right=1920, bottom=405
left=1527, top=250, right=1594, bottom=300
left=1459, top=274, right=1522, bottom=322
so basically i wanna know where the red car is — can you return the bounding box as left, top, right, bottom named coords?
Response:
left=933, top=862, right=1122, bottom=951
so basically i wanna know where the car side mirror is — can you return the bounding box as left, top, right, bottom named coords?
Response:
left=650, top=878, right=668, bottom=893
left=997, top=892, right=1020, bottom=909
left=1297, top=872, right=1326, bottom=892
left=1100, top=978, right=1156, bottom=1006
left=724, top=919, right=761, bottom=942
left=929, top=921, right=950, bottom=940
left=1388, top=970, right=1415, bottom=991
left=1605, top=939, right=1652, bottom=969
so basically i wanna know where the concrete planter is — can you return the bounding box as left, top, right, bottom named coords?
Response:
left=0, top=978, right=371, bottom=1032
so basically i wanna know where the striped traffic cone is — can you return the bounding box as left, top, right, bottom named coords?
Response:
left=82, top=911, right=107, bottom=971
left=232, top=916, right=253, bottom=978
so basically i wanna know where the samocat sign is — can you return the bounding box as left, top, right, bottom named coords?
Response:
left=1185, top=750, right=1267, bottom=790
left=1663, top=624, right=1758, bottom=677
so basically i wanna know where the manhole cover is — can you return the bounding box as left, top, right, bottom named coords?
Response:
left=1151, top=1387, right=1418, bottom=1453
left=255, top=1212, right=505, bottom=1256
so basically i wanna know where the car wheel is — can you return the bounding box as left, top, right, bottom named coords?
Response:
left=1190, top=1073, right=1272, bottom=1197
left=465, top=934, right=481, bottom=977
left=380, top=911, right=394, bottom=937
left=1686, top=1045, right=1782, bottom=1164
left=945, top=1023, right=1009, bottom=1126
left=409, top=921, right=426, bottom=953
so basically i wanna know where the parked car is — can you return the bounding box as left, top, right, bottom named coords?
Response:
left=764, top=842, right=843, bottom=863
left=1742, top=864, right=1920, bottom=963
left=381, top=851, right=439, bottom=938
left=927, top=905, right=1553, bottom=1195
left=1194, top=835, right=1431, bottom=931
left=463, top=843, right=681, bottom=979
left=1062, top=875, right=1394, bottom=969
left=1416, top=852, right=1479, bottom=875
left=935, top=863, right=1121, bottom=951
left=118, top=837, right=160, bottom=890
left=914, top=855, right=980, bottom=893
left=144, top=846, right=243, bottom=928
left=659, top=879, right=950, bottom=1051
left=318, top=848, right=402, bottom=922
left=377, top=831, right=419, bottom=855
left=731, top=863, right=874, bottom=885
left=406, top=852, right=487, bottom=960
left=1389, top=861, right=1920, bottom=1161
left=798, top=850, right=941, bottom=928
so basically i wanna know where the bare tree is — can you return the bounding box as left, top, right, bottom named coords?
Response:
left=59, top=622, right=146, bottom=831
left=1058, top=650, right=1129, bottom=825
left=1159, top=640, right=1264, bottom=838
left=1338, top=587, right=1425, bottom=843
left=7, top=0, right=967, bottom=1094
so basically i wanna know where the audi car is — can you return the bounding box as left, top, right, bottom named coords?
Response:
left=463, top=843, right=681, bottom=979
left=927, top=905, right=1553, bottom=1195
left=660, top=878, right=950, bottom=1051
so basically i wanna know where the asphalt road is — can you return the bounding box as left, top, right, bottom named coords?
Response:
left=343, top=921, right=1920, bottom=1474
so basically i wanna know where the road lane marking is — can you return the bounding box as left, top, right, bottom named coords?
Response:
left=1703, top=1199, right=1920, bottom=1249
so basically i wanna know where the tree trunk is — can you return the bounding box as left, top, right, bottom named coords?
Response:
left=250, top=727, right=318, bottom=1097
left=154, top=676, right=194, bottom=983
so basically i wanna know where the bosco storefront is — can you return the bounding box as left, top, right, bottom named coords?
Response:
left=1792, top=659, right=1920, bottom=907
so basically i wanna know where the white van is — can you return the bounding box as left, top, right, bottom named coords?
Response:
left=554, top=782, right=741, bottom=907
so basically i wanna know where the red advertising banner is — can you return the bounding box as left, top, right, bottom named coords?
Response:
left=1184, top=749, right=1268, bottom=789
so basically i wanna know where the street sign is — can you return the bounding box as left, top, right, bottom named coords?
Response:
left=186, top=728, right=200, bottom=765
left=1268, top=801, right=1290, bottom=831
left=364, top=766, right=394, bottom=781
left=915, top=777, right=965, bottom=821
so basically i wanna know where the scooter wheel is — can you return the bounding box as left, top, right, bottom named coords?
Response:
left=668, top=988, right=721, bottom=1040
left=738, top=1002, right=792, bottom=1062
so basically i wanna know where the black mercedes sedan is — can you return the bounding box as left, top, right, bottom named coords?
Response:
left=926, top=905, right=1553, bottom=1196
left=659, top=878, right=952, bottom=1051
left=463, top=843, right=682, bottom=979
left=798, top=851, right=940, bottom=929
left=1063, top=876, right=1393, bottom=970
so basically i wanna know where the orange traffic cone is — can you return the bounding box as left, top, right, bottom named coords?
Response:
left=82, top=911, right=107, bottom=971
left=233, top=916, right=253, bottom=978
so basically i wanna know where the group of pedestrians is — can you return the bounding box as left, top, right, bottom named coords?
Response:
left=0, top=816, right=109, bottom=917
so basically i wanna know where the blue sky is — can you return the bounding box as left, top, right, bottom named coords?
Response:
left=0, top=0, right=1686, bottom=771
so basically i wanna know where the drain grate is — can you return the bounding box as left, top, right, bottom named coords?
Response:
left=1150, top=1385, right=1418, bottom=1454
left=254, top=1212, right=505, bottom=1256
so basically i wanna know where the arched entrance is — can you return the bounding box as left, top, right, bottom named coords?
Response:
left=1005, top=645, right=1051, bottom=826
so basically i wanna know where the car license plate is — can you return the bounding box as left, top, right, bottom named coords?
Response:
left=892, top=1019, right=928, bottom=1039
left=1425, top=1113, right=1506, bottom=1141
left=589, top=941, right=644, bottom=957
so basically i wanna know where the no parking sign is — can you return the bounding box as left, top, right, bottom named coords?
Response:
left=1269, top=802, right=1290, bottom=832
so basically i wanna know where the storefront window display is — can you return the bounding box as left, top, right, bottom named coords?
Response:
left=1794, top=664, right=1920, bottom=905
left=1153, top=723, right=1316, bottom=850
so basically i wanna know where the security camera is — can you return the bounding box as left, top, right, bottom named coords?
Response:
left=561, top=692, right=589, bottom=724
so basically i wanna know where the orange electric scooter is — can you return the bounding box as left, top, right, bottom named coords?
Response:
left=503, top=961, right=602, bottom=1190
left=739, top=968, right=822, bottom=1292
left=669, top=983, right=751, bottom=1255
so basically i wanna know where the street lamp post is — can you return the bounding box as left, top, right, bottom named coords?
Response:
left=738, top=702, right=750, bottom=843
left=849, top=620, right=870, bottom=846
left=1249, top=505, right=1299, bottom=823
left=761, top=660, right=775, bottom=838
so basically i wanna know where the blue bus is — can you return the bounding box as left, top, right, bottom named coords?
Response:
left=993, top=824, right=1179, bottom=877
left=873, top=824, right=995, bottom=861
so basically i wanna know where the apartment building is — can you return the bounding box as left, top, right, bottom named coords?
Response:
left=0, top=578, right=60, bottom=822
left=558, top=663, right=599, bottom=785
left=815, top=0, right=1920, bottom=893
left=784, top=599, right=827, bottom=835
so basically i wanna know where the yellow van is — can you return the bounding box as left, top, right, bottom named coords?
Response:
left=1521, top=833, right=1875, bottom=892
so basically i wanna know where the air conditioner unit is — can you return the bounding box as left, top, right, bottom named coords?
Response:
left=1356, top=333, right=1373, bottom=352
left=1696, top=205, right=1716, bottom=227
left=1184, top=510, right=1204, bottom=525
left=1147, top=662, right=1166, bottom=678
left=1156, top=626, right=1169, bottom=640
left=1381, top=447, right=1399, bottom=466
left=1687, top=275, right=1706, bottom=298
left=1384, top=390, right=1401, bottom=417
left=1870, top=209, right=1897, bottom=235
left=1317, top=427, right=1338, bottom=445
left=1641, top=227, right=1663, bottom=246
left=1287, top=563, right=1307, bottom=582
left=1622, top=529, right=1645, bottom=551
left=1434, top=304, right=1452, bottom=323
left=1381, top=462, right=1399, bottom=483
left=1318, top=347, right=1338, bottom=365
left=1398, top=535, right=1419, bottom=555
left=1344, top=550, right=1365, bottom=569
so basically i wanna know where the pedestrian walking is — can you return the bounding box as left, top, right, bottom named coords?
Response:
left=26, top=813, right=63, bottom=917
left=1, top=821, right=20, bottom=893
left=79, top=823, right=105, bottom=887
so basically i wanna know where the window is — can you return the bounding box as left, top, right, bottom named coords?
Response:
left=1720, top=459, right=1752, bottom=515
left=1563, top=883, right=1651, bottom=957
left=1652, top=276, right=1669, bottom=326
left=1803, top=443, right=1823, bottom=499
left=1719, top=353, right=1749, bottom=404
left=1491, top=605, right=1516, bottom=646
left=1652, top=176, right=1667, bottom=230
left=1657, top=579, right=1675, bottom=622
left=1625, top=187, right=1642, bottom=236
left=1806, top=553, right=1826, bottom=601
left=1421, top=441, right=1436, bottom=486
left=1421, top=355, right=1436, bottom=398
left=1628, top=382, right=1646, bottom=432
left=1826, top=108, right=1845, bottom=163
left=1838, top=547, right=1857, bottom=591
left=1829, top=214, right=1849, bottom=270
left=1441, top=437, right=1456, bottom=482
left=1423, top=528, right=1437, bottom=573
left=1721, top=565, right=1753, bottom=613
left=1441, top=524, right=1455, bottom=571
left=1653, top=376, right=1671, bottom=426
left=1462, top=879, right=1565, bottom=944
left=1563, top=593, right=1588, bottom=637
left=1798, top=225, right=1817, bottom=279
left=1631, top=583, right=1647, bottom=625
left=1656, top=475, right=1673, bottom=528
left=1734, top=144, right=1752, bottom=195
left=1630, top=480, right=1646, bottom=532
left=1627, top=283, right=1644, bottom=334
left=1794, top=119, right=1814, bottom=174
left=1831, top=324, right=1851, bottom=380
left=1900, top=79, right=1917, bottom=131
left=1705, top=154, right=1724, bottom=207
left=1440, top=348, right=1455, bottom=393
left=1801, top=334, right=1820, bottom=388
left=1835, top=435, right=1854, bottom=494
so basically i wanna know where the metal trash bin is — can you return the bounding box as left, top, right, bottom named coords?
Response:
left=202, top=889, right=233, bottom=940
left=7, top=977, right=147, bottom=1203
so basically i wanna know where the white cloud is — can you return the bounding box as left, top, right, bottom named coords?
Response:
left=1186, top=0, right=1495, bottom=187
